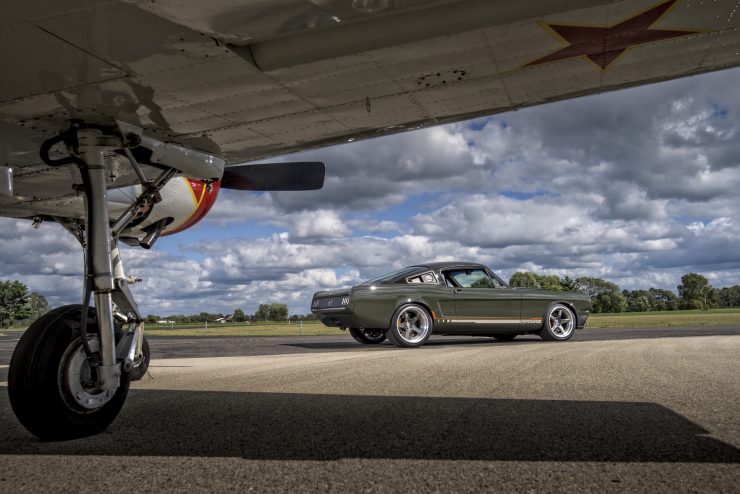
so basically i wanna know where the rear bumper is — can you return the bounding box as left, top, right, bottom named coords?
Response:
left=312, top=308, right=362, bottom=328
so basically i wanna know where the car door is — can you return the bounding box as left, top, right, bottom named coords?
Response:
left=517, top=289, right=552, bottom=326
left=443, top=268, right=523, bottom=332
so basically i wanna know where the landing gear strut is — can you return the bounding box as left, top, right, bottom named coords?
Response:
left=8, top=122, right=181, bottom=440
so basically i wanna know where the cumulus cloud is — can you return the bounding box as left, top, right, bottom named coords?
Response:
left=0, top=219, right=83, bottom=307
left=347, top=218, right=402, bottom=233
left=205, top=190, right=279, bottom=225
left=289, top=210, right=350, bottom=239
left=2, top=67, right=740, bottom=316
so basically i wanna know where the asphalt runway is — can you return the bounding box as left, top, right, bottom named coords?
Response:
left=1, top=327, right=739, bottom=492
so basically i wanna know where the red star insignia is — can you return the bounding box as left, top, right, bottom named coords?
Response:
left=525, top=0, right=702, bottom=70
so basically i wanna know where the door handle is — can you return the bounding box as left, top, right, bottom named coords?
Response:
left=453, top=288, right=463, bottom=293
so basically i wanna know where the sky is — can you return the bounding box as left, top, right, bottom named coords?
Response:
left=2, top=67, right=740, bottom=317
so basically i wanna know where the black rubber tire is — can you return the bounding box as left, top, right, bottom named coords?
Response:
left=128, top=336, right=151, bottom=381
left=386, top=303, right=433, bottom=348
left=349, top=328, right=386, bottom=344
left=491, top=333, right=517, bottom=341
left=8, top=305, right=131, bottom=441
left=538, top=303, right=576, bottom=342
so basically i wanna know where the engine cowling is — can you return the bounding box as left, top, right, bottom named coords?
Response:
left=109, top=176, right=220, bottom=243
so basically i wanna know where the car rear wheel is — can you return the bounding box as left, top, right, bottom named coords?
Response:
left=386, top=304, right=433, bottom=348
left=539, top=303, right=576, bottom=341
left=349, top=328, right=387, bottom=344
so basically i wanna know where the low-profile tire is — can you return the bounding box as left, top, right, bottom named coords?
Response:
left=539, top=303, right=576, bottom=341
left=491, top=333, right=517, bottom=341
left=386, top=303, right=433, bottom=348
left=128, top=336, right=151, bottom=381
left=349, top=328, right=387, bottom=344
left=8, top=305, right=131, bottom=441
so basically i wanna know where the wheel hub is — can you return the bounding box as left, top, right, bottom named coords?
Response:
left=396, top=306, right=430, bottom=343
left=61, top=338, right=117, bottom=410
left=549, top=307, right=574, bottom=338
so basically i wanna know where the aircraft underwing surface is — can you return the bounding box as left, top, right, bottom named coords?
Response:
left=1, top=0, right=739, bottom=215
left=3, top=0, right=740, bottom=444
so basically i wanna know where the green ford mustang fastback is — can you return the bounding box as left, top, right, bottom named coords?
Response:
left=311, top=262, right=592, bottom=348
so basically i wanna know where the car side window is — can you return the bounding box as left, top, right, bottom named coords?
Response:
left=406, top=271, right=438, bottom=284
left=446, top=269, right=499, bottom=288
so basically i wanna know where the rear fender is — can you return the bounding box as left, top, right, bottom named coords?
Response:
left=390, top=297, right=436, bottom=327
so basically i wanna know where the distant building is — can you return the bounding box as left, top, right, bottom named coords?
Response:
left=214, top=315, right=234, bottom=324
left=156, top=320, right=175, bottom=324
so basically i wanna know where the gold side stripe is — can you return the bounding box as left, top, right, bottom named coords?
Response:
left=435, top=318, right=542, bottom=325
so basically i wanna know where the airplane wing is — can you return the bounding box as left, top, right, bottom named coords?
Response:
left=1, top=0, right=739, bottom=213
left=5, top=0, right=740, bottom=441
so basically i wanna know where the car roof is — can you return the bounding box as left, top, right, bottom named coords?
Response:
left=410, top=261, right=486, bottom=271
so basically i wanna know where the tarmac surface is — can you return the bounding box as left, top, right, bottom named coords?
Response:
left=1, top=327, right=739, bottom=492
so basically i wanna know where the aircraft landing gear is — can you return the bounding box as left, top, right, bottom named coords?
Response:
left=8, top=122, right=178, bottom=440
left=8, top=306, right=131, bottom=441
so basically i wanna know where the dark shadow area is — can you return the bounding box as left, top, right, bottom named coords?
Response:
left=1, top=390, right=739, bottom=462
left=284, top=340, right=410, bottom=351
left=285, top=337, right=497, bottom=351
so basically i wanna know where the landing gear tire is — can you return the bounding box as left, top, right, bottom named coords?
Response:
left=349, top=328, right=386, bottom=344
left=539, top=303, right=576, bottom=341
left=386, top=304, right=433, bottom=348
left=491, top=333, right=517, bottom=341
left=8, top=305, right=130, bottom=441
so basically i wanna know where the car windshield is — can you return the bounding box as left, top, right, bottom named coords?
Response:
left=362, top=266, right=421, bottom=285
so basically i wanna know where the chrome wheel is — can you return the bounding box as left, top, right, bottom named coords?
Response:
left=539, top=303, right=576, bottom=341
left=391, top=304, right=432, bottom=346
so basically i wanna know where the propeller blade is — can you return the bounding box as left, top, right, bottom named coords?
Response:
left=221, top=162, right=325, bottom=191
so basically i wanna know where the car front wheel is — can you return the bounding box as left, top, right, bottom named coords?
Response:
left=539, top=303, right=576, bottom=341
left=349, top=328, right=387, bottom=344
left=386, top=304, right=433, bottom=348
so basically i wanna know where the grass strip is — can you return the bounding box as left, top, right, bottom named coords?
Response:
left=6, top=309, right=740, bottom=336
left=587, top=308, right=740, bottom=328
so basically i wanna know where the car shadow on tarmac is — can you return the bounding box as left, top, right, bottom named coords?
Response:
left=1, top=391, right=739, bottom=462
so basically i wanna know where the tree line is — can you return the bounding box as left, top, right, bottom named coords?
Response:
left=0, top=280, right=314, bottom=326
left=0, top=280, right=49, bottom=327
left=508, top=271, right=739, bottom=313
left=146, top=303, right=318, bottom=324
